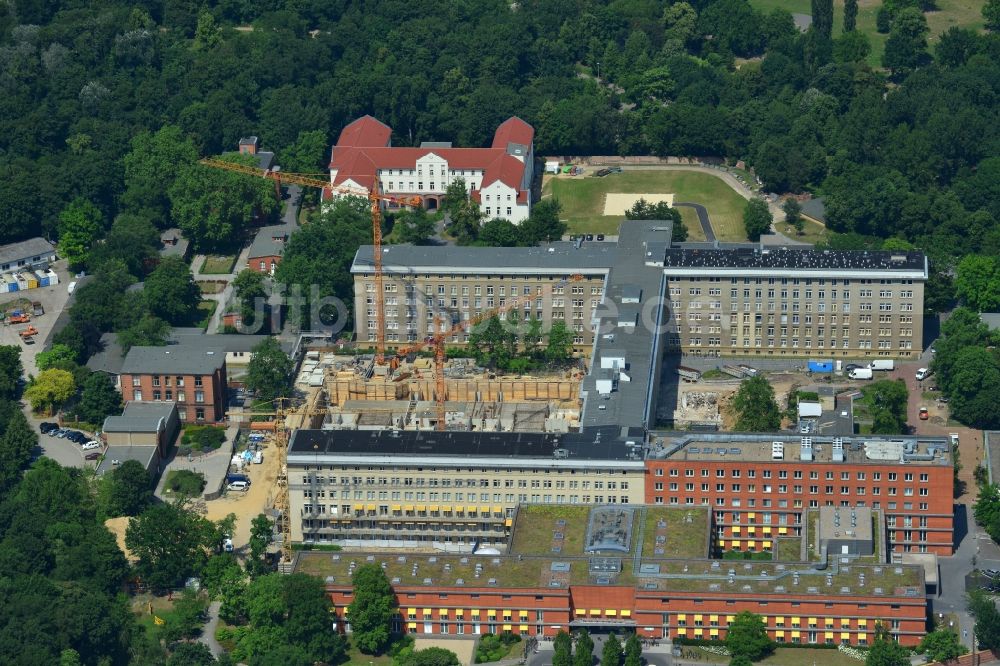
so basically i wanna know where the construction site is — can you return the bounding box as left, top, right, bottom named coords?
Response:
left=296, top=351, right=584, bottom=433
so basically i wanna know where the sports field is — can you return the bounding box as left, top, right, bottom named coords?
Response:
left=544, top=169, right=750, bottom=241
left=747, top=0, right=986, bottom=67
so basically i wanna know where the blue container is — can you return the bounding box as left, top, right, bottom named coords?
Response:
left=807, top=360, right=833, bottom=373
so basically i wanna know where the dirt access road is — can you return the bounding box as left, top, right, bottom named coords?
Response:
left=202, top=439, right=283, bottom=552
left=887, top=360, right=981, bottom=503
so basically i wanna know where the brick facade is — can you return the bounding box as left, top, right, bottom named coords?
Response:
left=119, top=366, right=227, bottom=424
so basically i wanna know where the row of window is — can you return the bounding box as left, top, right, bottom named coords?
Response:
left=308, top=476, right=631, bottom=489
left=680, top=277, right=913, bottom=286
left=368, top=283, right=602, bottom=297
left=135, top=375, right=203, bottom=387
left=131, top=389, right=205, bottom=403
left=657, top=468, right=932, bottom=481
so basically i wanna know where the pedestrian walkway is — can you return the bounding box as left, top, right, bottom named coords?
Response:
left=154, top=424, right=238, bottom=501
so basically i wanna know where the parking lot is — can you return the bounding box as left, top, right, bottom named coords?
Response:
left=0, top=259, right=73, bottom=374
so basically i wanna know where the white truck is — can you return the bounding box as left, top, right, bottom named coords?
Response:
left=869, top=360, right=895, bottom=371
left=849, top=367, right=874, bottom=380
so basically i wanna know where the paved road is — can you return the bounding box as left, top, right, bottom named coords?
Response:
left=673, top=202, right=715, bottom=242
left=198, top=601, right=224, bottom=658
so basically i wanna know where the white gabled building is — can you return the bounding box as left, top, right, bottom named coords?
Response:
left=326, top=116, right=535, bottom=223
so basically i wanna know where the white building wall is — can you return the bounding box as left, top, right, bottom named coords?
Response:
left=480, top=181, right=529, bottom=223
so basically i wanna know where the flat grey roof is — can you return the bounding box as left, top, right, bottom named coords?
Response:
left=248, top=224, right=295, bottom=259
left=580, top=221, right=670, bottom=431
left=289, top=427, right=642, bottom=463
left=103, top=416, right=163, bottom=433
left=121, top=345, right=226, bottom=375
left=352, top=241, right=616, bottom=275
left=980, top=313, right=1000, bottom=331
left=96, top=445, right=159, bottom=475
left=0, top=237, right=55, bottom=265
left=122, top=400, right=177, bottom=420
left=86, top=332, right=126, bottom=375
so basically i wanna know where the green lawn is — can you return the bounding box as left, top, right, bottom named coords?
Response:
left=200, top=254, right=236, bottom=274
left=195, top=300, right=217, bottom=329
left=695, top=646, right=863, bottom=665
left=748, top=0, right=986, bottom=67
left=776, top=215, right=829, bottom=245
left=775, top=537, right=803, bottom=561
left=544, top=170, right=749, bottom=241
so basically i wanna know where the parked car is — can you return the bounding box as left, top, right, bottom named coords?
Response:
left=67, top=431, right=88, bottom=443
left=253, top=451, right=263, bottom=464
left=596, top=234, right=605, bottom=241
left=227, top=481, right=250, bottom=492
left=39, top=422, right=59, bottom=434
left=84, top=452, right=102, bottom=461
left=915, top=367, right=932, bottom=381
left=609, top=166, right=623, bottom=174
left=586, top=234, right=594, bottom=241
left=595, top=168, right=612, bottom=177
left=982, top=569, right=1000, bottom=579
left=81, top=441, right=101, bottom=450
left=223, top=537, right=234, bottom=553
left=918, top=407, right=929, bottom=420
left=844, top=363, right=861, bottom=371
left=55, top=429, right=69, bottom=438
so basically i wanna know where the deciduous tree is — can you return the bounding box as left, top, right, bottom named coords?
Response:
left=58, top=198, right=104, bottom=269
left=106, top=459, right=152, bottom=517
left=545, top=321, right=573, bottom=364
left=145, top=256, right=202, bottom=325
left=24, top=369, right=76, bottom=415
left=917, top=628, right=966, bottom=663
left=479, top=218, right=523, bottom=246
left=969, top=589, right=1000, bottom=651
left=169, top=154, right=278, bottom=251
left=393, top=207, right=436, bottom=245
left=123, top=125, right=199, bottom=226
left=742, top=199, right=772, bottom=241
left=246, top=513, right=273, bottom=578
left=865, top=631, right=910, bottom=666
left=0, top=346, right=22, bottom=401
left=244, top=338, right=292, bottom=401
left=348, top=564, right=396, bottom=654
left=731, top=377, right=782, bottom=432
left=726, top=611, right=773, bottom=661
left=519, top=199, right=566, bottom=245
left=601, top=633, right=622, bottom=666
left=862, top=379, right=909, bottom=434
left=35, top=344, right=79, bottom=371
left=955, top=255, right=1000, bottom=312
left=126, top=501, right=218, bottom=591
left=77, top=372, right=123, bottom=425
left=623, top=634, right=642, bottom=666
left=625, top=198, right=687, bottom=241
left=573, top=630, right=594, bottom=666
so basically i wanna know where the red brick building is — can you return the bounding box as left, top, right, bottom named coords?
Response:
left=304, top=505, right=929, bottom=647
left=119, top=345, right=227, bottom=424
left=644, top=436, right=954, bottom=556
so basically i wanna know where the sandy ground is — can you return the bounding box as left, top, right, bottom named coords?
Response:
left=104, top=516, right=138, bottom=563
left=413, top=637, right=477, bottom=666
left=602, top=192, right=674, bottom=216
left=202, top=439, right=283, bottom=551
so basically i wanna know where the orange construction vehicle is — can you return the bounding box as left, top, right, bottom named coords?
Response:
left=8, top=313, right=30, bottom=324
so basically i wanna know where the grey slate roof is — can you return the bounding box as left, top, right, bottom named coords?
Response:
left=166, top=330, right=292, bottom=354
left=248, top=224, right=295, bottom=259
left=103, top=416, right=164, bottom=433
left=96, top=445, right=159, bottom=476
left=121, top=401, right=177, bottom=421
left=800, top=196, right=827, bottom=222
left=0, top=237, right=55, bottom=266
left=121, top=345, right=226, bottom=375
left=86, top=332, right=126, bottom=375
left=352, top=241, right=617, bottom=275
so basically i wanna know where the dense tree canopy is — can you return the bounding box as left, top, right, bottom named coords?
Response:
left=731, top=376, right=782, bottom=431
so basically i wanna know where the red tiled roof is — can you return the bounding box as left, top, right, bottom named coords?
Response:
left=328, top=117, right=534, bottom=194
left=481, top=153, right=527, bottom=190
left=492, top=117, right=534, bottom=149
left=336, top=115, right=392, bottom=147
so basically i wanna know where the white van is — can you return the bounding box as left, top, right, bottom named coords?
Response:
left=227, top=481, right=249, bottom=492
left=916, top=368, right=932, bottom=381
